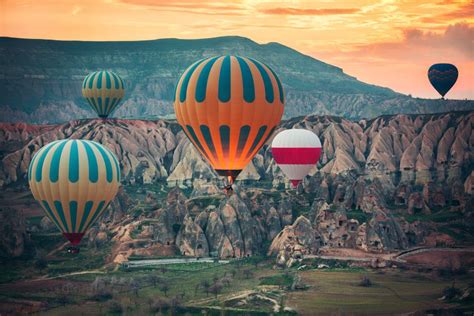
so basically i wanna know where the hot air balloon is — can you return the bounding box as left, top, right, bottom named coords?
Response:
left=28, top=139, right=120, bottom=252
left=428, top=63, right=458, bottom=99
left=82, top=71, right=125, bottom=118
left=271, top=129, right=322, bottom=188
left=174, top=56, right=285, bottom=190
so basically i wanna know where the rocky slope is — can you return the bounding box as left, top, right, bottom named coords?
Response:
left=1, top=36, right=473, bottom=123
left=1, top=112, right=472, bottom=188
left=0, top=111, right=472, bottom=261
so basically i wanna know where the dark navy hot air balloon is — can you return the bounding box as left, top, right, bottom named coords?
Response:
left=428, top=63, right=458, bottom=98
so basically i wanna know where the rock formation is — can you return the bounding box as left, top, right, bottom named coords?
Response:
left=268, top=216, right=321, bottom=267
left=0, top=207, right=28, bottom=258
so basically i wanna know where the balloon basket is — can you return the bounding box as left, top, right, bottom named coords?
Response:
left=66, top=246, right=80, bottom=254
left=224, top=184, right=234, bottom=195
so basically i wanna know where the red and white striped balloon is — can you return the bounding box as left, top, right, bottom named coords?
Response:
left=271, top=129, right=322, bottom=187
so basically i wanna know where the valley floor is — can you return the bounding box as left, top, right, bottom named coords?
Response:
left=1, top=253, right=473, bottom=315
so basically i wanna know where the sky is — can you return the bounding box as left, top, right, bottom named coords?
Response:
left=1, top=0, right=473, bottom=99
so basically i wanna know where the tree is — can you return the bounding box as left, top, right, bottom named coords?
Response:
left=119, top=277, right=129, bottom=291
left=209, top=282, right=223, bottom=298
left=107, top=300, right=123, bottom=314
left=200, top=279, right=211, bottom=296
left=129, top=278, right=140, bottom=297
left=442, top=280, right=462, bottom=300
left=148, top=274, right=160, bottom=287
left=34, top=257, right=48, bottom=270
left=149, top=297, right=170, bottom=313
left=57, top=294, right=69, bottom=307
left=110, top=276, right=121, bottom=294
left=170, top=295, right=182, bottom=314
left=90, top=277, right=113, bottom=301
left=160, top=281, right=170, bottom=296
left=243, top=269, right=254, bottom=279
left=221, top=276, right=232, bottom=287
left=57, top=283, right=74, bottom=307
left=358, top=275, right=372, bottom=287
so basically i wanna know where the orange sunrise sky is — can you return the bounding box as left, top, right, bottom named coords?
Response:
left=1, top=0, right=473, bottom=99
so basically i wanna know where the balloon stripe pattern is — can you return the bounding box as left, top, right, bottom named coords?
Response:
left=428, top=63, right=458, bottom=98
left=174, top=56, right=285, bottom=180
left=29, top=139, right=120, bottom=245
left=271, top=129, right=322, bottom=187
left=82, top=71, right=125, bottom=118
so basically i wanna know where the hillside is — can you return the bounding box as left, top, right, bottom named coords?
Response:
left=0, top=111, right=472, bottom=263
left=1, top=36, right=472, bottom=123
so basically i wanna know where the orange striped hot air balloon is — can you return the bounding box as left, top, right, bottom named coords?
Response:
left=174, top=56, right=285, bottom=189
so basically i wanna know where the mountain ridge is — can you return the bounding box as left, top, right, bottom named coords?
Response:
left=0, top=36, right=472, bottom=124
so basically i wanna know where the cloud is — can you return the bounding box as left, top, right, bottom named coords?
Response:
left=118, top=0, right=245, bottom=15
left=72, top=5, right=82, bottom=15
left=422, top=2, right=474, bottom=22
left=311, top=22, right=473, bottom=99
left=401, top=23, right=474, bottom=58
left=337, top=23, right=474, bottom=61
left=259, top=7, right=359, bottom=16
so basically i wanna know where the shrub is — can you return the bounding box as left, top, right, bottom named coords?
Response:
left=34, top=258, right=48, bottom=270
left=209, top=282, right=223, bottom=298
left=90, top=291, right=113, bottom=302
left=260, top=274, right=293, bottom=289
left=358, top=276, right=372, bottom=287
left=442, top=285, right=462, bottom=300
left=243, top=269, right=254, bottom=279
left=150, top=297, right=170, bottom=313
left=159, top=282, right=170, bottom=296
left=108, top=300, right=123, bottom=314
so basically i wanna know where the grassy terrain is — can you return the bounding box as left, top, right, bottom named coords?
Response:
left=2, top=254, right=473, bottom=316
left=285, top=269, right=473, bottom=315
left=25, top=260, right=279, bottom=315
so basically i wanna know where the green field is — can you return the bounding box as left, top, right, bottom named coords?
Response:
left=1, top=256, right=472, bottom=315
left=286, top=269, right=473, bottom=315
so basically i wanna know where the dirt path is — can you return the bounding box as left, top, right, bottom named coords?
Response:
left=308, top=248, right=398, bottom=262
left=188, top=289, right=255, bottom=306
left=395, top=247, right=474, bottom=261
left=188, top=288, right=282, bottom=312
left=308, top=247, right=474, bottom=265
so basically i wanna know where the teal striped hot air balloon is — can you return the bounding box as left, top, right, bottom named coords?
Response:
left=82, top=71, right=125, bottom=118
left=28, top=139, right=120, bottom=248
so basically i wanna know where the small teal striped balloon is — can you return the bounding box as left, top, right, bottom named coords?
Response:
left=28, top=139, right=121, bottom=245
left=82, top=71, right=125, bottom=118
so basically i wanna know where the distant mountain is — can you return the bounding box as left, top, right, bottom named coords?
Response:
left=0, top=36, right=472, bottom=124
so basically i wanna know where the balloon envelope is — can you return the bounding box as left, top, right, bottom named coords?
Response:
left=82, top=71, right=125, bottom=118
left=428, top=63, right=458, bottom=98
left=28, top=139, right=120, bottom=245
left=174, top=56, right=285, bottom=183
left=271, top=129, right=322, bottom=187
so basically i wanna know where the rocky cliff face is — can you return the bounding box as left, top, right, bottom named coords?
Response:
left=0, top=111, right=472, bottom=260
left=1, top=112, right=472, bottom=189
left=0, top=207, right=28, bottom=258
left=1, top=37, right=472, bottom=124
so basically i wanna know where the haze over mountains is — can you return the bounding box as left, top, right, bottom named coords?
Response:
left=1, top=36, right=472, bottom=124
